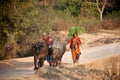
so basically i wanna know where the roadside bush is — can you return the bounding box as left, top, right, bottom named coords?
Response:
left=101, top=18, right=120, bottom=30
left=0, top=30, right=19, bottom=60
left=83, top=54, right=120, bottom=78
left=2, top=40, right=19, bottom=60
left=77, top=16, right=100, bottom=32
left=0, top=50, right=4, bottom=60
left=106, top=11, right=120, bottom=18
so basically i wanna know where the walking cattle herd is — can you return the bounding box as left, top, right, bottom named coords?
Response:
left=31, top=40, right=66, bottom=70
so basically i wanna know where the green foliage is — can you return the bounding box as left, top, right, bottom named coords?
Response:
left=68, top=27, right=85, bottom=37
left=0, top=29, right=7, bottom=49
left=54, top=0, right=82, bottom=17
left=80, top=1, right=98, bottom=17
left=106, top=10, right=120, bottom=18
left=0, top=30, right=19, bottom=60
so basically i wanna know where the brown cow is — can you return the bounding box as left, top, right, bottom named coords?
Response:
left=31, top=41, right=48, bottom=70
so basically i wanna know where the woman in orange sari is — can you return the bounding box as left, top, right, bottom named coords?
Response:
left=67, top=33, right=82, bottom=63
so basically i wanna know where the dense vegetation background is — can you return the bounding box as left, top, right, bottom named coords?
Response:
left=0, top=0, right=120, bottom=60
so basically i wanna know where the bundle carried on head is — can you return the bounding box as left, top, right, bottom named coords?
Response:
left=68, top=27, right=85, bottom=37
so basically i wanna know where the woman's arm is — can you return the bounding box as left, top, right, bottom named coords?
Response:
left=66, top=38, right=72, bottom=44
left=77, top=37, right=82, bottom=45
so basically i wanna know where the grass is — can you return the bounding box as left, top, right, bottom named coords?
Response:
left=81, top=54, right=120, bottom=79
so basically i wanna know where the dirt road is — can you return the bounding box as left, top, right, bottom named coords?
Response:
left=62, top=43, right=120, bottom=64
left=0, top=43, right=120, bottom=80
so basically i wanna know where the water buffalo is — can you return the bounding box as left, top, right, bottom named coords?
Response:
left=31, top=41, right=48, bottom=70
left=50, top=40, right=66, bottom=67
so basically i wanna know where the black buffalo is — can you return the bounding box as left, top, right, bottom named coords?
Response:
left=31, top=41, right=48, bottom=70
left=50, top=40, right=66, bottom=67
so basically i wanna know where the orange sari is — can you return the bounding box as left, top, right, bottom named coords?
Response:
left=71, top=37, right=80, bottom=59
left=67, top=36, right=81, bottom=60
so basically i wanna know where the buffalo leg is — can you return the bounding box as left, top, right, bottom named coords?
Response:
left=34, top=57, right=38, bottom=70
left=53, top=58, right=56, bottom=67
left=38, top=59, right=42, bottom=68
left=38, top=60, right=40, bottom=69
left=58, top=57, right=62, bottom=65
left=41, top=59, right=44, bottom=67
left=52, top=57, right=54, bottom=67
left=53, top=58, right=57, bottom=67
left=55, top=58, right=58, bottom=67
left=38, top=58, right=44, bottom=69
left=49, top=60, right=52, bottom=66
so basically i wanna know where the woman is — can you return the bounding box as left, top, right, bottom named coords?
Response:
left=67, top=33, right=82, bottom=63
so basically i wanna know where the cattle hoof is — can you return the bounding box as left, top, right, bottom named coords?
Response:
left=34, top=67, right=38, bottom=70
left=49, top=64, right=52, bottom=66
left=53, top=65, right=57, bottom=67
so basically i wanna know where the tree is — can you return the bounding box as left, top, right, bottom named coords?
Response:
left=96, top=0, right=107, bottom=21
left=80, top=1, right=97, bottom=17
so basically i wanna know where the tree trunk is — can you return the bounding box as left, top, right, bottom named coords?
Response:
left=100, top=12, right=103, bottom=21
left=96, top=0, right=107, bottom=22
